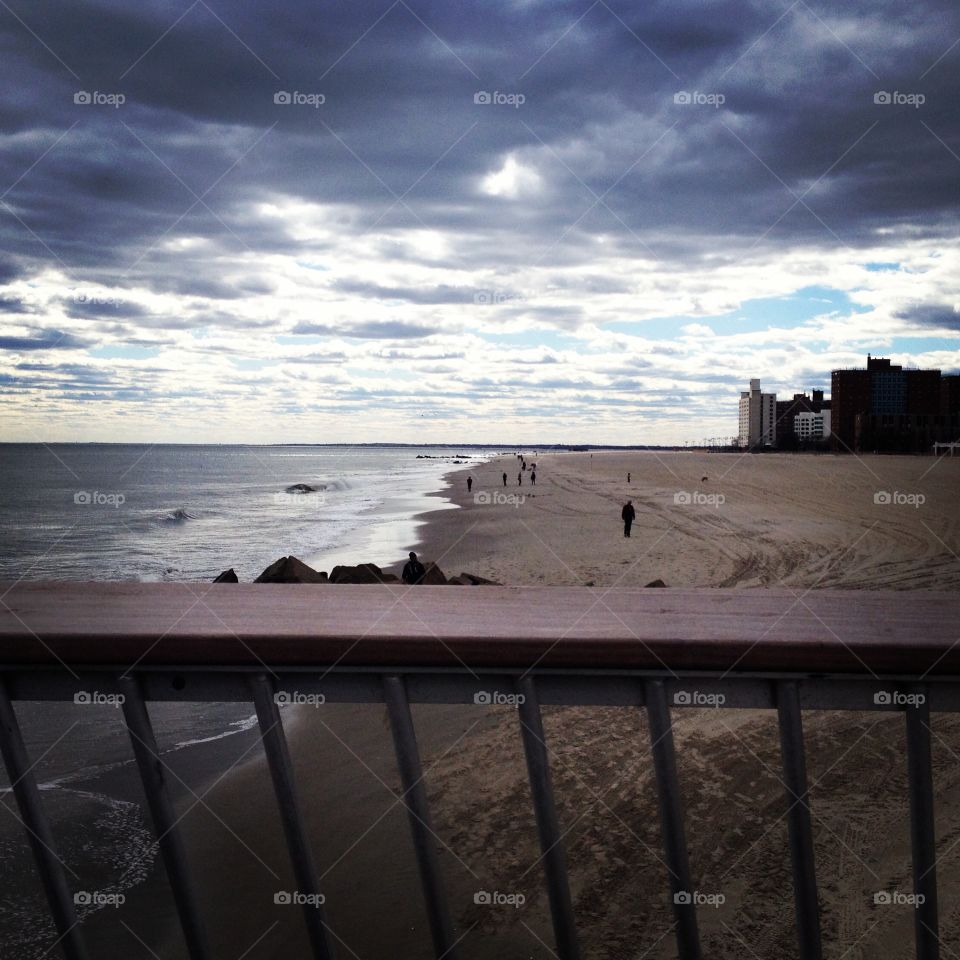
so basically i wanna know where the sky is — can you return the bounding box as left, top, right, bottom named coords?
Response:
left=0, top=0, right=958, bottom=444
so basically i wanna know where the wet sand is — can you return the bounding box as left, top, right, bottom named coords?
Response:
left=166, top=451, right=960, bottom=959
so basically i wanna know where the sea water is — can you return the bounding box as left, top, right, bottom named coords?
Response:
left=0, top=443, right=490, bottom=956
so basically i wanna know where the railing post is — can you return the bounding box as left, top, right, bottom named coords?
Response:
left=0, top=676, right=88, bottom=960
left=905, top=684, right=939, bottom=960
left=776, top=680, right=822, bottom=960
left=118, top=674, right=211, bottom=960
left=644, top=679, right=701, bottom=960
left=249, top=674, right=335, bottom=960
left=383, top=675, right=459, bottom=960
left=516, top=676, right=580, bottom=960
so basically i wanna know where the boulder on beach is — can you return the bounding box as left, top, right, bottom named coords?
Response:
left=451, top=572, right=499, bottom=585
left=212, top=568, right=239, bottom=583
left=421, top=562, right=448, bottom=585
left=255, top=556, right=327, bottom=583
left=645, top=578, right=667, bottom=588
left=328, top=563, right=398, bottom=584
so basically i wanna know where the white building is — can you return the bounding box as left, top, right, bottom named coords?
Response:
left=794, top=409, right=831, bottom=441
left=738, top=378, right=777, bottom=448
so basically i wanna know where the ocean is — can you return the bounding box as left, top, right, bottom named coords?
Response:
left=0, top=443, right=489, bottom=582
left=0, top=443, right=490, bottom=957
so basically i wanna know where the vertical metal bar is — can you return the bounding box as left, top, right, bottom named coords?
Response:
left=118, top=675, right=211, bottom=960
left=516, top=676, right=580, bottom=960
left=0, top=676, right=88, bottom=960
left=776, top=680, right=822, bottom=960
left=383, top=675, right=459, bottom=960
left=905, top=685, right=939, bottom=960
left=249, top=674, right=334, bottom=960
left=644, top=680, right=702, bottom=960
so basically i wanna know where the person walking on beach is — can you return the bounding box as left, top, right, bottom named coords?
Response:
left=467, top=475, right=473, bottom=493
left=518, top=471, right=522, bottom=486
left=530, top=468, right=536, bottom=485
left=621, top=500, right=636, bottom=538
left=627, top=472, right=631, bottom=483
left=502, top=471, right=508, bottom=487
left=402, top=552, right=426, bottom=584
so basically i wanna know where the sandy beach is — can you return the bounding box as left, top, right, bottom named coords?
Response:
left=168, top=451, right=960, bottom=959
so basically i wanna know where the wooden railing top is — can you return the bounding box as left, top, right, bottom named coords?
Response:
left=0, top=582, right=957, bottom=674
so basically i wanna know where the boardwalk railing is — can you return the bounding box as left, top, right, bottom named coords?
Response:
left=1, top=582, right=959, bottom=960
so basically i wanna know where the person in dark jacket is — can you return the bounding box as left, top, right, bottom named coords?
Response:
left=467, top=475, right=473, bottom=493
left=502, top=471, right=508, bottom=487
left=621, top=500, right=636, bottom=538
left=402, top=551, right=426, bottom=584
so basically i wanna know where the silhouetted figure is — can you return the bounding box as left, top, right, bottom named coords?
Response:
left=402, top=551, right=425, bottom=584
left=621, top=500, right=635, bottom=538
left=502, top=472, right=508, bottom=487
left=627, top=472, right=631, bottom=483
left=530, top=469, right=536, bottom=485
left=467, top=476, right=473, bottom=493
left=517, top=471, right=522, bottom=486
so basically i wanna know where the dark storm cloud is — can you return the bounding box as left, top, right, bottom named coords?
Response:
left=0, top=0, right=958, bottom=335
left=896, top=303, right=960, bottom=330
left=0, top=296, right=30, bottom=313
left=0, top=327, right=92, bottom=350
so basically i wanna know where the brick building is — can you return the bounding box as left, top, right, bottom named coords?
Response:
left=831, top=355, right=960, bottom=452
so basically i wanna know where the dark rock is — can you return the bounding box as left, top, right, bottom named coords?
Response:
left=421, top=562, right=448, bottom=585
left=645, top=578, right=667, bottom=588
left=285, top=483, right=318, bottom=494
left=456, top=572, right=499, bottom=585
left=255, top=556, right=327, bottom=583
left=329, top=562, right=398, bottom=584
left=213, top=568, right=239, bottom=583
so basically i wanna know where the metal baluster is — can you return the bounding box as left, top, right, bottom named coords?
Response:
left=645, top=680, right=702, bottom=960
left=119, top=675, right=211, bottom=960
left=517, top=676, right=580, bottom=960
left=0, top=676, right=88, bottom=960
left=383, top=675, right=459, bottom=959
left=905, top=684, right=939, bottom=960
left=249, top=674, right=335, bottom=960
left=776, top=680, right=822, bottom=960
